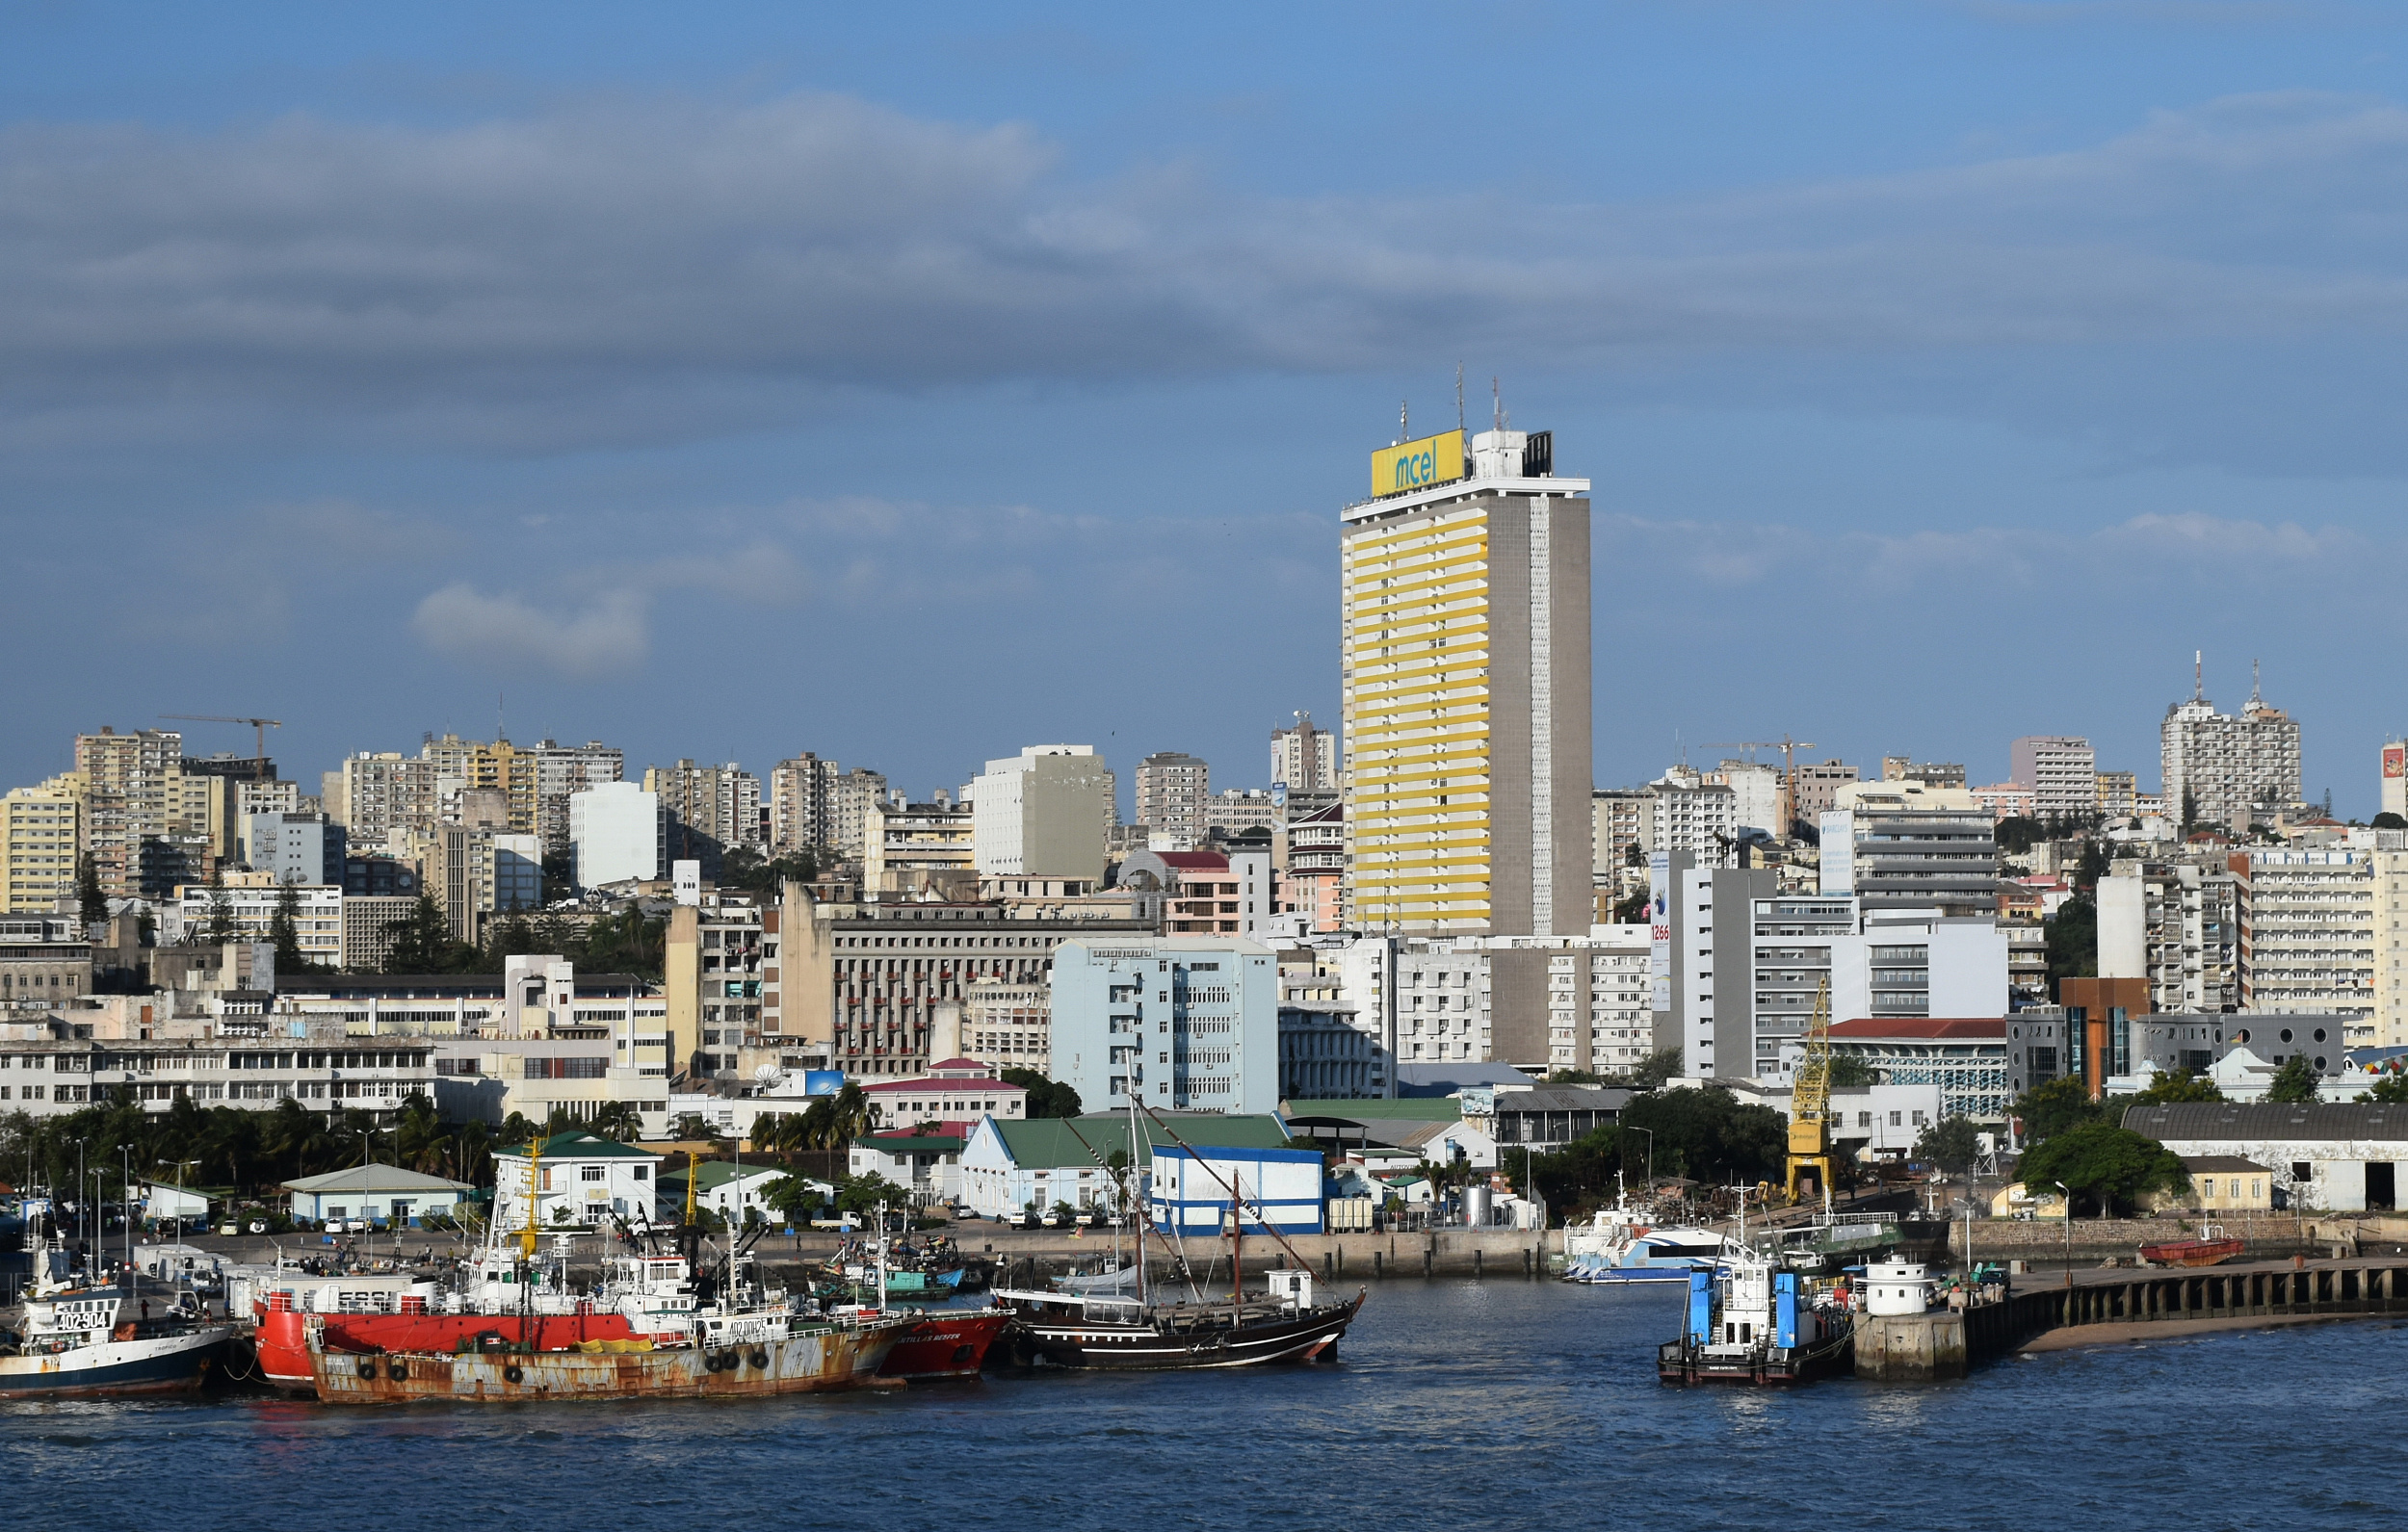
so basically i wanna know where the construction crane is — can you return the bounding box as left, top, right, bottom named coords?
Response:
left=1702, top=737, right=1817, bottom=833
left=1785, top=976, right=1835, bottom=1207
left=160, top=714, right=283, bottom=769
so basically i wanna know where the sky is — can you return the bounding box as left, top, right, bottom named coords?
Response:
left=6, top=1, right=2408, bottom=814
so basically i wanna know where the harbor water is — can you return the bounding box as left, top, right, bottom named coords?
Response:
left=5, top=1280, right=2402, bottom=1530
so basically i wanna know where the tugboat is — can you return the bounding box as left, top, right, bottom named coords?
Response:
left=1656, top=1238, right=1853, bottom=1387
left=0, top=1212, right=233, bottom=1399
left=991, top=1089, right=1363, bottom=1371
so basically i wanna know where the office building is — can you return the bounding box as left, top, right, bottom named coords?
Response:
left=864, top=799, right=976, bottom=887
left=430, top=826, right=543, bottom=943
left=2162, top=663, right=2302, bottom=831
left=1271, top=712, right=1341, bottom=794
left=0, top=914, right=92, bottom=1009
left=1786, top=762, right=1860, bottom=827
left=169, top=882, right=345, bottom=969
left=975, top=745, right=1112, bottom=881
left=1651, top=767, right=1739, bottom=869
left=1134, top=751, right=1211, bottom=845
left=1205, top=789, right=1281, bottom=837
left=1049, top=935, right=1280, bottom=1115
left=2008, top=736, right=2098, bottom=819
left=1387, top=928, right=1652, bottom=1077
left=569, top=781, right=666, bottom=889
left=1341, top=419, right=1590, bottom=937
left=1746, top=895, right=2008, bottom=1082
left=1819, top=781, right=1998, bottom=917
left=1881, top=758, right=1967, bottom=790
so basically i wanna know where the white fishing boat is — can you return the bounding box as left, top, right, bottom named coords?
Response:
left=0, top=1217, right=232, bottom=1400
left=1561, top=1182, right=1725, bottom=1285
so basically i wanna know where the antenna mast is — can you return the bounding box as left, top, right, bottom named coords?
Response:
left=1455, top=364, right=1465, bottom=434
left=1399, top=400, right=1408, bottom=442
left=2194, top=650, right=2203, bottom=702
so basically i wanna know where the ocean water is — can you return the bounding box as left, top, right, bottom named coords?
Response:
left=6, top=1281, right=2404, bottom=1531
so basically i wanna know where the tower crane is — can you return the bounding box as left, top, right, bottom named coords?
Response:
left=1701, top=736, right=1817, bottom=834
left=1785, top=976, right=1835, bottom=1207
left=159, top=714, right=283, bottom=769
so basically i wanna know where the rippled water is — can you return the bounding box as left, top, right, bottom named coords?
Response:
left=7, top=1282, right=2403, bottom=1530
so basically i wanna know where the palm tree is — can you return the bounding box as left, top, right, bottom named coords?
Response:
left=827, top=1083, right=873, bottom=1148
left=394, top=1094, right=445, bottom=1174
left=450, top=1120, right=494, bottom=1186
left=266, top=1098, right=327, bottom=1182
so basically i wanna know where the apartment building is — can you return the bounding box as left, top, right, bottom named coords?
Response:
left=2097, top=859, right=2241, bottom=1014
left=863, top=799, right=975, bottom=886
left=974, top=745, right=1112, bottom=881
left=769, top=752, right=840, bottom=855
left=1050, top=935, right=1280, bottom=1115
left=333, top=752, right=438, bottom=847
left=1651, top=768, right=1739, bottom=870
left=0, top=915, right=92, bottom=1012
left=568, top=781, right=665, bottom=890
left=1134, top=751, right=1211, bottom=845
left=1787, top=762, right=1861, bottom=826
left=1271, top=713, right=1340, bottom=794
left=1, top=782, right=80, bottom=915
left=644, top=759, right=765, bottom=863
left=665, top=894, right=764, bottom=1080
left=830, top=768, right=889, bottom=858
left=1820, top=781, right=1998, bottom=917
left=168, top=883, right=345, bottom=969
left=1881, top=758, right=1968, bottom=790
left=2163, top=669, right=2302, bottom=831
left=2237, top=847, right=2373, bottom=1041
left=429, top=825, right=543, bottom=944
left=2009, top=736, right=2098, bottom=819
left=1285, top=802, right=1347, bottom=934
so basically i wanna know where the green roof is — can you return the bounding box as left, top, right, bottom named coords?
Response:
left=985, top=1113, right=1294, bottom=1169
left=1283, top=1099, right=1462, bottom=1123
left=496, top=1131, right=661, bottom=1162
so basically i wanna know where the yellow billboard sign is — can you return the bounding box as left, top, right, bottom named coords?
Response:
left=1371, top=428, right=1465, bottom=497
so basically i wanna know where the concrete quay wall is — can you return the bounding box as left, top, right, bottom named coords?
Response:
left=971, top=1229, right=1556, bottom=1284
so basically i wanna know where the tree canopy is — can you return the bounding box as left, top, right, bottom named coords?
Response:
left=1002, top=1068, right=1083, bottom=1119
left=2264, top=1054, right=2321, bottom=1104
left=2012, top=1075, right=2104, bottom=1144
left=2357, top=1074, right=2408, bottom=1104
left=2017, top=1121, right=2189, bottom=1216
left=1913, top=1115, right=1982, bottom=1174
left=2045, top=894, right=2098, bottom=995
left=2132, top=1068, right=2224, bottom=1104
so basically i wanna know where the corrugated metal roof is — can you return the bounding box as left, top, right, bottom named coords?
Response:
left=1282, top=1099, right=1462, bottom=1123
left=281, top=1164, right=474, bottom=1194
left=2123, top=1102, right=2408, bottom=1143
left=1830, top=1018, right=2007, bottom=1040
left=986, top=1113, right=1292, bottom=1169
left=1491, top=1087, right=1635, bottom=1112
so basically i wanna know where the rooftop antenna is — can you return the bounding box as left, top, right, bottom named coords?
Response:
left=1492, top=377, right=1503, bottom=432
left=2193, top=650, right=2203, bottom=702
left=2250, top=658, right=2263, bottom=710
left=1455, top=363, right=1465, bottom=435
left=1399, top=400, right=1409, bottom=442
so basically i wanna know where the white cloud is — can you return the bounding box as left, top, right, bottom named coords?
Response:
left=410, top=584, right=650, bottom=677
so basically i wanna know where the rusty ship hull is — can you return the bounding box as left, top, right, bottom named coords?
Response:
left=307, top=1323, right=906, bottom=1403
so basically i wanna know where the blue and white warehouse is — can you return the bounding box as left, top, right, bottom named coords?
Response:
left=1150, top=1143, right=1323, bottom=1234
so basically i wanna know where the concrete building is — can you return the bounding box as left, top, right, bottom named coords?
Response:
left=2162, top=665, right=2302, bottom=832
left=2238, top=848, right=2374, bottom=1038
left=569, top=781, right=665, bottom=890
left=2096, top=771, right=2138, bottom=818
left=975, top=745, right=1112, bottom=881
left=1882, top=758, right=1967, bottom=790
left=1, top=782, right=80, bottom=915
left=769, top=752, right=840, bottom=855
left=962, top=978, right=1051, bottom=1072
left=830, top=768, right=889, bottom=858
left=2009, top=736, right=2099, bottom=820
left=244, top=811, right=345, bottom=886
left=955, top=1112, right=1294, bottom=1222
left=665, top=893, right=764, bottom=1080
left=644, top=759, right=764, bottom=867
left=1271, top=712, right=1340, bottom=794
left=1651, top=768, right=1739, bottom=870
left=526, top=740, right=622, bottom=849
left=863, top=799, right=976, bottom=887
left=73, top=726, right=188, bottom=898
left=2096, top=859, right=2241, bottom=1014
left=2125, top=1102, right=2408, bottom=1212
left=1134, top=751, right=1210, bottom=845
left=1389, top=926, right=1653, bottom=1078
left=430, top=825, right=542, bottom=943
left=766, top=885, right=1154, bottom=1078
left=1712, top=761, right=1782, bottom=839
left=857, top=1058, right=1028, bottom=1132
left=1284, top=802, right=1347, bottom=934
left=0, top=915, right=92, bottom=1011
left=1971, top=782, right=2037, bottom=820
left=0, top=1024, right=437, bottom=1119
left=1049, top=935, right=1280, bottom=1115
left=1787, top=762, right=1861, bottom=828
left=1825, top=1017, right=2012, bottom=1122
left=2386, top=741, right=2408, bottom=823
left=341, top=895, right=415, bottom=974
left=168, top=883, right=345, bottom=969
left=1591, top=788, right=1649, bottom=885
left=1819, top=781, right=1998, bottom=917
left=1205, top=789, right=1281, bottom=838
left=1277, top=967, right=1386, bottom=1099
left=1341, top=421, right=1590, bottom=938
left=283, top=1165, right=471, bottom=1227
left=1746, top=895, right=2008, bottom=1083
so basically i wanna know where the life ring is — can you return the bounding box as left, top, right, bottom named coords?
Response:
left=387, top=1360, right=408, bottom=1382
left=354, top=1357, right=377, bottom=1379
left=502, top=1363, right=524, bottom=1385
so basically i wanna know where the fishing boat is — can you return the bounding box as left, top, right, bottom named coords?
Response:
left=2139, top=1227, right=2245, bottom=1268
left=834, top=1205, right=1009, bottom=1381
left=1656, top=1238, right=1852, bottom=1387
left=1561, top=1181, right=1725, bottom=1285
left=0, top=1216, right=233, bottom=1400
left=991, top=1081, right=1363, bottom=1371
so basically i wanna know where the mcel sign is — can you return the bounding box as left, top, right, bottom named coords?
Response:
left=1371, top=428, right=1464, bottom=497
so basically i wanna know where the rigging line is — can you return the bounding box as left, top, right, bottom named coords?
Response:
left=1136, top=1102, right=1318, bottom=1274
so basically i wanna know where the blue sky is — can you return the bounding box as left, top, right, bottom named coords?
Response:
left=6, top=1, right=2408, bottom=812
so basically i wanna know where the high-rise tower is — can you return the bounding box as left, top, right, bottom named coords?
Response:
left=1341, top=421, right=1591, bottom=936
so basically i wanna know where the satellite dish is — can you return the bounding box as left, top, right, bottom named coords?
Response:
left=753, top=1063, right=783, bottom=1084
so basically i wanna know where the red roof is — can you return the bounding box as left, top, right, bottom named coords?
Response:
left=863, top=1074, right=1021, bottom=1095
left=1152, top=851, right=1229, bottom=870
left=1829, top=1017, right=2007, bottom=1041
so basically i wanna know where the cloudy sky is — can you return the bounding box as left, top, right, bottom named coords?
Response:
left=8, top=1, right=2408, bottom=811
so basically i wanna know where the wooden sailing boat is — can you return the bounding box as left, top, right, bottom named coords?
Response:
left=991, top=1065, right=1362, bottom=1370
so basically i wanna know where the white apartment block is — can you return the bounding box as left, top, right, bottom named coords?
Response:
left=1651, top=769, right=1739, bottom=870
left=1711, top=762, right=1781, bottom=838
left=770, top=753, right=840, bottom=854
left=570, top=781, right=665, bottom=889
left=973, top=745, right=1112, bottom=882
left=1271, top=713, right=1340, bottom=793
left=2238, top=848, right=2373, bottom=1041
left=2162, top=674, right=2302, bottom=831
left=2097, top=860, right=2240, bottom=1014
left=167, top=884, right=345, bottom=968
left=1389, top=928, right=1654, bottom=1077
left=2008, top=736, right=2098, bottom=819
left=1134, top=752, right=1210, bottom=844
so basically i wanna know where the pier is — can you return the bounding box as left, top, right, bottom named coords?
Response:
left=1852, top=1255, right=2408, bottom=1380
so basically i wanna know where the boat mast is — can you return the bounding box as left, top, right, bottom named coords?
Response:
left=1129, top=1056, right=1146, bottom=1311
left=1229, top=1165, right=1242, bottom=1326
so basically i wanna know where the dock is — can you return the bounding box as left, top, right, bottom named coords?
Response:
left=1853, top=1255, right=2408, bottom=1380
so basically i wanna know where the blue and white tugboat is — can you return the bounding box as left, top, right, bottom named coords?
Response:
left=0, top=1224, right=233, bottom=1399
left=1656, top=1237, right=1852, bottom=1387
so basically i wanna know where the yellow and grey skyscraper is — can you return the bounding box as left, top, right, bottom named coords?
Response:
left=1341, top=422, right=1591, bottom=936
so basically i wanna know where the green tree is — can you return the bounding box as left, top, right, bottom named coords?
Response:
left=720, top=847, right=819, bottom=896
left=1610, top=889, right=1649, bottom=924
left=2181, top=788, right=2199, bottom=837
left=1002, top=1068, right=1083, bottom=1119
left=1995, top=817, right=2046, bottom=855
left=2264, top=1054, right=2321, bottom=1104
left=2017, top=1121, right=2189, bottom=1215
left=1826, top=1054, right=1878, bottom=1088
left=204, top=866, right=236, bottom=946
left=1913, top=1115, right=1982, bottom=1174
left=2132, top=1068, right=2224, bottom=1104
left=2374, top=813, right=2408, bottom=832
left=1627, top=1047, right=1686, bottom=1090
left=1618, top=1084, right=1787, bottom=1187
left=2356, top=1074, right=2408, bottom=1104
left=764, top=1171, right=825, bottom=1223
left=76, top=853, right=108, bottom=928
left=382, top=895, right=477, bottom=974
left=2045, top=894, right=2098, bottom=996
left=2012, top=1075, right=2104, bottom=1144
left=834, top=1172, right=912, bottom=1216
left=1544, top=1068, right=1602, bottom=1084
left=268, top=879, right=310, bottom=972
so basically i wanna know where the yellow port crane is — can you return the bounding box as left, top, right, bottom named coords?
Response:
left=1785, top=976, right=1835, bottom=1205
